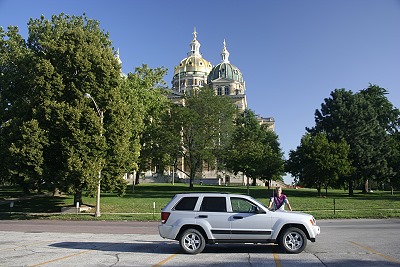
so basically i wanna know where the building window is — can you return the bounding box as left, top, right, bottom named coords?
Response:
left=224, top=86, right=230, bottom=95
left=217, top=87, right=222, bottom=95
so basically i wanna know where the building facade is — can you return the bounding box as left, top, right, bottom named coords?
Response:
left=164, top=29, right=275, bottom=185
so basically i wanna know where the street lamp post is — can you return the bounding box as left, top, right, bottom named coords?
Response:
left=84, top=93, right=103, bottom=217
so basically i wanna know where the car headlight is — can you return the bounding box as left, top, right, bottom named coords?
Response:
left=310, top=217, right=316, bottom=226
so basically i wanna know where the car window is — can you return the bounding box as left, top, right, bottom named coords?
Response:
left=174, top=197, right=198, bottom=211
left=200, top=197, right=227, bottom=212
left=231, top=197, right=259, bottom=213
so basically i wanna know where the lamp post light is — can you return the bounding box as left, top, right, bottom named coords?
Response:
left=84, top=93, right=103, bottom=217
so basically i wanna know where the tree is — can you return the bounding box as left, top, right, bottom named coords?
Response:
left=172, top=87, right=237, bottom=190
left=359, top=85, right=400, bottom=191
left=0, top=25, right=35, bottom=187
left=119, top=65, right=170, bottom=185
left=0, top=14, right=125, bottom=205
left=310, top=86, right=395, bottom=195
left=286, top=132, right=352, bottom=196
left=359, top=84, right=400, bottom=134
left=8, top=120, right=47, bottom=194
left=224, top=110, right=262, bottom=186
left=388, top=132, right=400, bottom=193
left=256, top=125, right=285, bottom=188
left=224, top=109, right=284, bottom=189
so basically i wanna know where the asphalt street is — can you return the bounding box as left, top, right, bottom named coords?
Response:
left=0, top=219, right=399, bottom=267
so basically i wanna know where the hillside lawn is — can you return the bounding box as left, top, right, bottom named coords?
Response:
left=1, top=183, right=399, bottom=221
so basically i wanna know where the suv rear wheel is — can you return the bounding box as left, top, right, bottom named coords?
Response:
left=279, top=227, right=307, bottom=254
left=179, top=228, right=206, bottom=254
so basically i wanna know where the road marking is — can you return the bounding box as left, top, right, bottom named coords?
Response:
left=273, top=252, right=282, bottom=267
left=151, top=254, right=177, bottom=267
left=350, top=241, right=400, bottom=264
left=29, top=243, right=117, bottom=267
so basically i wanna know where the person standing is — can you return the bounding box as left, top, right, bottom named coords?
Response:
left=268, top=186, right=292, bottom=211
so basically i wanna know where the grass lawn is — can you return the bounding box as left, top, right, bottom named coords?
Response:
left=1, top=183, right=399, bottom=221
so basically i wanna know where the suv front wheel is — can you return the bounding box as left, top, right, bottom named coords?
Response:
left=179, top=228, right=206, bottom=254
left=279, top=227, right=307, bottom=254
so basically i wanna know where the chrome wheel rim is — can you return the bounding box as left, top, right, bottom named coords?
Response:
left=183, top=233, right=201, bottom=251
left=284, top=231, right=303, bottom=251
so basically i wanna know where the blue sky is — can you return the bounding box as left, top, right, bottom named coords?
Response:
left=1, top=0, right=399, bottom=184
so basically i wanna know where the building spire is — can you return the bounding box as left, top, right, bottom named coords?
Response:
left=116, top=48, right=122, bottom=65
left=193, top=27, right=197, bottom=40
left=188, top=27, right=201, bottom=56
left=221, top=39, right=230, bottom=63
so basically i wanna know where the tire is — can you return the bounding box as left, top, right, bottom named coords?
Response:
left=279, top=227, right=307, bottom=254
left=179, top=228, right=206, bottom=254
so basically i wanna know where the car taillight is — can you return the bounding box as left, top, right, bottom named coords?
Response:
left=161, top=212, right=170, bottom=224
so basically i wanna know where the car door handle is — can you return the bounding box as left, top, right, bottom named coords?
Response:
left=233, top=216, right=243, bottom=219
left=197, top=215, right=208, bottom=218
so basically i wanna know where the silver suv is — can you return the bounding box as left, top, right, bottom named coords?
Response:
left=158, top=193, right=320, bottom=254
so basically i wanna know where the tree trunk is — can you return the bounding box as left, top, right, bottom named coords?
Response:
left=363, top=179, right=369, bottom=193
left=189, top=168, right=195, bottom=190
left=22, top=182, right=30, bottom=195
left=348, top=179, right=354, bottom=196
left=189, top=177, right=194, bottom=190
left=265, top=179, right=270, bottom=190
left=135, top=171, right=140, bottom=185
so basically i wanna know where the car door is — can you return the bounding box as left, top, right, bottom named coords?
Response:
left=196, top=196, right=231, bottom=240
left=229, top=197, right=273, bottom=241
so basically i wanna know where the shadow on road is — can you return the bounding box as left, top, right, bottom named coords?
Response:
left=49, top=240, right=178, bottom=254
left=49, top=241, right=282, bottom=254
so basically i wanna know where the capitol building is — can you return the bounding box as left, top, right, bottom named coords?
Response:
left=128, top=29, right=275, bottom=185
left=163, top=29, right=275, bottom=184
left=167, top=29, right=274, bottom=131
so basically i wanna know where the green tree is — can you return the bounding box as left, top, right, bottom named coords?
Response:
left=119, top=65, right=170, bottom=185
left=388, top=132, right=400, bottom=193
left=359, top=85, right=400, bottom=191
left=0, top=25, right=35, bottom=187
left=173, top=87, right=236, bottom=190
left=359, top=85, right=400, bottom=134
left=224, top=109, right=284, bottom=189
left=310, top=87, right=394, bottom=195
left=8, top=120, right=47, bottom=193
left=256, top=125, right=285, bottom=188
left=0, top=14, right=125, bottom=206
left=224, top=110, right=261, bottom=186
left=286, top=132, right=352, bottom=196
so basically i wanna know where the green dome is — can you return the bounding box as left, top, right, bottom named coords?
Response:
left=207, top=62, right=243, bottom=83
left=207, top=39, right=243, bottom=83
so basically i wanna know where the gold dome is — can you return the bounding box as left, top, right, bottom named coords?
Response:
left=174, top=55, right=213, bottom=76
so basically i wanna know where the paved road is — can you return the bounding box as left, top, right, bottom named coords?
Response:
left=0, top=219, right=399, bottom=266
left=0, top=220, right=160, bottom=235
